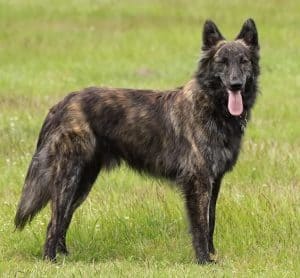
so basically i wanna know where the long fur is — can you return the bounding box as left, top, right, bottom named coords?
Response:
left=15, top=19, right=260, bottom=263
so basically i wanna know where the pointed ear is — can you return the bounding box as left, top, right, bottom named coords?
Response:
left=202, top=20, right=225, bottom=50
left=236, top=18, right=259, bottom=48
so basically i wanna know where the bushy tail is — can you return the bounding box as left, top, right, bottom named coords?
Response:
left=15, top=151, right=51, bottom=230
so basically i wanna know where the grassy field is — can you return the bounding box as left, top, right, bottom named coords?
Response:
left=0, top=0, right=299, bottom=277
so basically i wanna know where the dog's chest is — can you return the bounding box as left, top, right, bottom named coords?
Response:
left=202, top=122, right=242, bottom=178
left=209, top=142, right=237, bottom=177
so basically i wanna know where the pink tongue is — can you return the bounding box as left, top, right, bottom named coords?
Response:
left=227, top=90, right=243, bottom=116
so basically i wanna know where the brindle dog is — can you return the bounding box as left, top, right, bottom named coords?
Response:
left=15, top=19, right=260, bottom=264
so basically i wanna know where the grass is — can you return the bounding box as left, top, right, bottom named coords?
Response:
left=0, top=0, right=299, bottom=276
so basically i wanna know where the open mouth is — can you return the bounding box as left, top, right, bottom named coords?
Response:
left=227, top=89, right=243, bottom=116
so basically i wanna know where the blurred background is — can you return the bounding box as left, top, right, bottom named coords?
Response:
left=0, top=0, right=299, bottom=276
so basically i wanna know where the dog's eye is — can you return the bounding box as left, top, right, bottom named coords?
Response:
left=240, top=57, right=249, bottom=64
left=215, top=57, right=228, bottom=64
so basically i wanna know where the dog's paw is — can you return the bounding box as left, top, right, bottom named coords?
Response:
left=197, top=254, right=217, bottom=265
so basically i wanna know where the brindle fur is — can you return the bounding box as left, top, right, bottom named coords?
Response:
left=15, top=19, right=260, bottom=264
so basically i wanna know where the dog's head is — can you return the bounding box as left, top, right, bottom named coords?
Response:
left=196, top=19, right=260, bottom=116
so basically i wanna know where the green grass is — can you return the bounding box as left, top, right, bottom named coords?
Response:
left=0, top=0, right=299, bottom=277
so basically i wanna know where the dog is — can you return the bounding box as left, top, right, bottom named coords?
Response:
left=15, top=19, right=260, bottom=264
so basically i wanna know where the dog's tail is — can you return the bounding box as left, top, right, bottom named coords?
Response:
left=14, top=149, right=52, bottom=230
left=14, top=109, right=56, bottom=230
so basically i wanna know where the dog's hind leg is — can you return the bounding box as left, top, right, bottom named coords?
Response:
left=56, top=159, right=102, bottom=255
left=43, top=155, right=85, bottom=261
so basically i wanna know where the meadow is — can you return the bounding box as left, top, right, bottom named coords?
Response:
left=0, top=0, right=299, bottom=277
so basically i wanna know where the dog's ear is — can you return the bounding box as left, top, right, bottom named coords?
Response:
left=202, top=20, right=225, bottom=50
left=236, top=19, right=259, bottom=49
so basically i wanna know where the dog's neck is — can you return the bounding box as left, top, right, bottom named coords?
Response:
left=181, top=78, right=250, bottom=133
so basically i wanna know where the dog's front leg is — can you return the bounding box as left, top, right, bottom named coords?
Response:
left=208, top=175, right=223, bottom=256
left=183, top=176, right=213, bottom=264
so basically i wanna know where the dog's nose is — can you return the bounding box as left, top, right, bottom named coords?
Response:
left=229, top=81, right=243, bottom=91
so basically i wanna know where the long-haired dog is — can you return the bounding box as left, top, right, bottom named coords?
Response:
left=15, top=19, right=260, bottom=264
